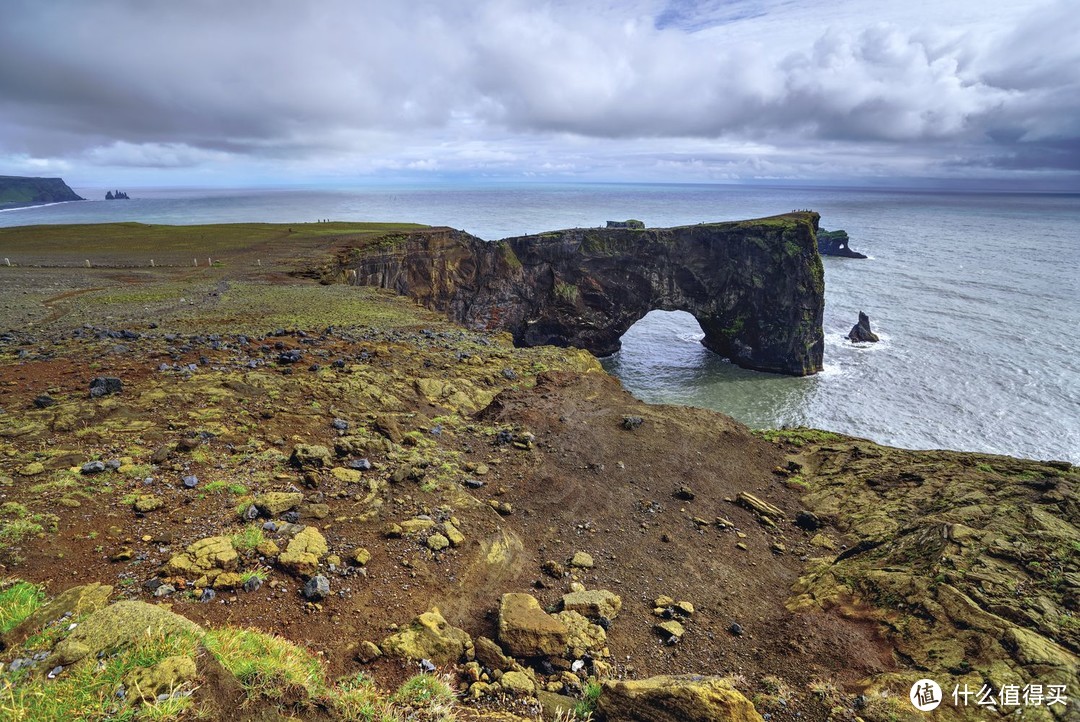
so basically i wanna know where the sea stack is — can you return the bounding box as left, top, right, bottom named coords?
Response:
left=848, top=311, right=879, bottom=343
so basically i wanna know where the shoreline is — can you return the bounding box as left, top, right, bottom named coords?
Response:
left=0, top=199, right=86, bottom=213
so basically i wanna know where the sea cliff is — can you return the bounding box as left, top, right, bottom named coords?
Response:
left=0, top=175, right=83, bottom=210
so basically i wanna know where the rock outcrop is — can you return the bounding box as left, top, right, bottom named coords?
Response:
left=0, top=175, right=83, bottom=210
left=597, top=675, right=764, bottom=722
left=817, top=229, right=867, bottom=258
left=847, top=311, right=880, bottom=343
left=339, top=213, right=825, bottom=376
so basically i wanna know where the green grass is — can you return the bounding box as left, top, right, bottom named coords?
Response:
left=1, top=584, right=466, bottom=721
left=0, top=504, right=51, bottom=553
left=574, top=680, right=603, bottom=718
left=390, top=673, right=455, bottom=707
left=239, top=569, right=268, bottom=585
left=204, top=481, right=249, bottom=496
left=203, top=627, right=327, bottom=701
left=0, top=631, right=201, bottom=722
left=229, top=525, right=265, bottom=553
left=753, top=427, right=846, bottom=446
left=0, top=222, right=426, bottom=264
left=332, top=673, right=381, bottom=721
left=0, top=580, right=45, bottom=634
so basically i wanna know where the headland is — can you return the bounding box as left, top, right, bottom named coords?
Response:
left=0, top=220, right=1074, bottom=722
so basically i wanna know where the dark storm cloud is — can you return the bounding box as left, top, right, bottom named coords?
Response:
left=0, top=0, right=1076, bottom=182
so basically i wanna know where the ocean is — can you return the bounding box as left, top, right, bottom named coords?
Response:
left=2, top=183, right=1077, bottom=464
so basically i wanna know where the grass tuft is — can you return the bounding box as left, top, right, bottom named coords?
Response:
left=203, top=627, right=326, bottom=702
left=0, top=580, right=45, bottom=634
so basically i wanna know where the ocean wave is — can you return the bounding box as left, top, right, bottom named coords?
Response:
left=0, top=200, right=82, bottom=213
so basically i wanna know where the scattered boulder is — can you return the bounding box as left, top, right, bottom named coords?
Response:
left=441, top=521, right=465, bottom=547
left=80, top=461, right=106, bottom=475
left=253, top=492, right=304, bottom=517
left=212, top=572, right=244, bottom=590
left=33, top=394, right=56, bottom=409
left=132, top=495, right=164, bottom=513
left=89, top=377, right=123, bottom=398
left=278, top=526, right=329, bottom=577
left=557, top=610, right=608, bottom=658
left=162, top=536, right=238, bottom=583
left=655, top=620, right=685, bottom=640
left=795, top=511, right=822, bottom=531
left=356, top=641, right=382, bottom=663
left=499, top=669, right=536, bottom=696
left=498, top=593, right=568, bottom=658
left=597, top=675, right=764, bottom=722
left=735, top=492, right=785, bottom=520
left=373, top=415, right=404, bottom=444
left=569, top=551, right=594, bottom=569
left=17, top=462, right=45, bottom=477
left=474, top=636, right=514, bottom=672
left=330, top=467, right=362, bottom=483
left=290, top=444, right=332, bottom=470
left=302, top=575, right=330, bottom=601
left=381, top=607, right=473, bottom=665
left=562, top=589, right=622, bottom=620
left=847, top=311, right=880, bottom=343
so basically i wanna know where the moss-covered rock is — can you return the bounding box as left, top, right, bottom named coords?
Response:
left=253, top=491, right=304, bottom=516
left=163, top=536, right=238, bottom=579
left=380, top=607, right=473, bottom=665
left=123, top=654, right=197, bottom=702
left=50, top=601, right=203, bottom=666
left=278, top=526, right=328, bottom=577
left=597, top=675, right=763, bottom=722
left=498, top=593, right=568, bottom=658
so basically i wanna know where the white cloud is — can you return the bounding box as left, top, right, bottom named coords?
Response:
left=0, top=0, right=1075, bottom=186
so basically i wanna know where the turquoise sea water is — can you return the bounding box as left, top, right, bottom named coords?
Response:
left=2, top=183, right=1077, bottom=463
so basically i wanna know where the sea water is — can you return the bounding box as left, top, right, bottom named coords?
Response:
left=2, top=183, right=1077, bottom=463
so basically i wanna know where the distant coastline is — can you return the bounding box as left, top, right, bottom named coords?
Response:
left=0, top=175, right=84, bottom=211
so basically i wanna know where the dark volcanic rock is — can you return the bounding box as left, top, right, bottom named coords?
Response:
left=342, top=213, right=825, bottom=376
left=817, top=229, right=867, bottom=258
left=89, top=377, right=123, bottom=398
left=847, top=312, right=880, bottom=343
left=33, top=394, right=56, bottom=409
left=303, top=575, right=330, bottom=601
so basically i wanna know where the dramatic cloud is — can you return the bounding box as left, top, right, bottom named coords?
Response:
left=0, top=0, right=1076, bottom=187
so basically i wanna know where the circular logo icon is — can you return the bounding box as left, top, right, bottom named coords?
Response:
left=910, top=679, right=943, bottom=711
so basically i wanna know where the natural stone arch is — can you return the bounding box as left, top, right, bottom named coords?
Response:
left=342, top=213, right=824, bottom=376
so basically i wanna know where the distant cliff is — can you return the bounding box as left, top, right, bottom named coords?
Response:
left=0, top=176, right=84, bottom=210
left=335, top=213, right=825, bottom=376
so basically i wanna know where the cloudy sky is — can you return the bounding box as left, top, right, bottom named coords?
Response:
left=2, top=0, right=1077, bottom=189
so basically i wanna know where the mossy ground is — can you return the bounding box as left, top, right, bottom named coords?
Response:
left=0, top=223, right=1075, bottom=722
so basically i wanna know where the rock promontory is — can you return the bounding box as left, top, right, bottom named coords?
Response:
left=337, top=212, right=825, bottom=376
left=0, top=175, right=83, bottom=210
left=817, top=229, right=867, bottom=258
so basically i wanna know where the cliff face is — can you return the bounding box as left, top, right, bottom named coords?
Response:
left=341, top=213, right=825, bottom=376
left=0, top=175, right=83, bottom=210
